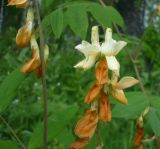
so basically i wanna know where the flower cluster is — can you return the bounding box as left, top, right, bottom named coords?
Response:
left=8, top=0, right=49, bottom=77
left=70, top=26, right=139, bottom=149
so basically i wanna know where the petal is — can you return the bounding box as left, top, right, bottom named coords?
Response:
left=85, top=84, right=102, bottom=104
left=75, top=110, right=98, bottom=138
left=91, top=26, right=99, bottom=44
left=70, top=138, right=89, bottom=149
left=8, top=0, right=29, bottom=8
left=21, top=56, right=41, bottom=73
left=75, top=41, right=100, bottom=57
left=44, top=44, right=49, bottom=63
left=111, top=88, right=128, bottom=104
left=114, top=77, right=139, bottom=89
left=101, top=39, right=117, bottom=56
left=21, top=35, right=41, bottom=74
left=133, top=127, right=144, bottom=147
left=114, top=41, right=127, bottom=55
left=16, top=0, right=29, bottom=8
left=99, top=93, right=112, bottom=122
left=105, top=28, right=112, bottom=41
left=16, top=21, right=33, bottom=48
left=106, top=56, right=120, bottom=75
left=34, top=66, right=42, bottom=78
left=74, top=56, right=96, bottom=71
left=96, top=58, right=108, bottom=85
left=26, top=8, right=34, bottom=22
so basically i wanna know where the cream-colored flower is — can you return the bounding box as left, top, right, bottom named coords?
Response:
left=74, top=26, right=100, bottom=70
left=101, top=28, right=127, bottom=75
left=74, top=26, right=127, bottom=75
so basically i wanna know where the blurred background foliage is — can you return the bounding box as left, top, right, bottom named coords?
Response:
left=0, top=0, right=160, bottom=149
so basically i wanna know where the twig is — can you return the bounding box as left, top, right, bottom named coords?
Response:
left=35, top=1, right=48, bottom=149
left=0, top=115, right=26, bottom=149
left=113, top=23, right=146, bottom=94
left=99, top=0, right=105, bottom=7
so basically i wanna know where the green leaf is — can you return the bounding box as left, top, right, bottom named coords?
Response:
left=56, top=128, right=75, bottom=148
left=43, top=0, right=55, bottom=9
left=150, top=96, right=160, bottom=116
left=112, top=92, right=149, bottom=119
left=50, top=9, right=64, bottom=38
left=0, top=68, right=26, bottom=112
left=148, top=108, right=160, bottom=136
left=66, top=4, right=88, bottom=39
left=88, top=3, right=124, bottom=28
left=0, top=140, right=18, bottom=149
left=28, top=103, right=78, bottom=149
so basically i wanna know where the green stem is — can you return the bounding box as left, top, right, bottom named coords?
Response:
left=0, top=115, right=26, bottom=149
left=35, top=1, right=48, bottom=149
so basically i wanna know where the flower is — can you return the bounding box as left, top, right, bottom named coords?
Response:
left=85, top=58, right=108, bottom=104
left=74, top=109, right=98, bottom=138
left=110, top=76, right=139, bottom=104
left=21, top=34, right=49, bottom=77
left=70, top=138, right=89, bottom=149
left=133, top=127, right=144, bottom=147
left=16, top=8, right=34, bottom=48
left=8, top=0, right=29, bottom=8
left=99, top=92, right=111, bottom=122
left=74, top=26, right=127, bottom=75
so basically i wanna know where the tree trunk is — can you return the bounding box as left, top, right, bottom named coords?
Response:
left=116, top=0, right=146, bottom=37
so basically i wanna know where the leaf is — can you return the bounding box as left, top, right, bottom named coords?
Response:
left=88, top=3, right=124, bottom=28
left=0, top=140, right=18, bottom=149
left=43, top=0, right=55, bottom=9
left=50, top=9, right=64, bottom=38
left=148, top=108, right=160, bottom=136
left=28, top=103, right=78, bottom=149
left=0, top=68, right=26, bottom=112
left=150, top=96, right=160, bottom=116
left=66, top=4, right=88, bottom=39
left=57, top=128, right=75, bottom=148
left=112, top=92, right=149, bottom=119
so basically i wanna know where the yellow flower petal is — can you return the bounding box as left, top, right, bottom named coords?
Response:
left=111, top=88, right=128, bottom=104
left=114, top=76, right=139, bottom=89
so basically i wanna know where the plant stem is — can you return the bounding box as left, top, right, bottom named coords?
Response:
left=35, top=1, right=48, bottom=149
left=0, top=115, right=26, bottom=149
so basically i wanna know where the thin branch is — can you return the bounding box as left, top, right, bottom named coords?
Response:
left=113, top=23, right=146, bottom=94
left=0, top=115, right=26, bottom=149
left=35, top=1, right=48, bottom=149
left=99, top=0, right=105, bottom=7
